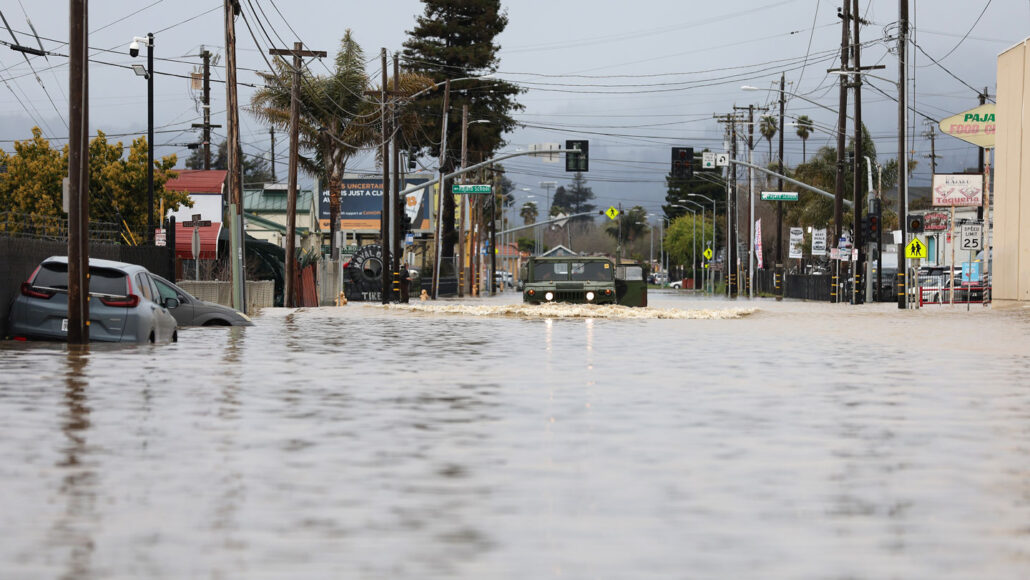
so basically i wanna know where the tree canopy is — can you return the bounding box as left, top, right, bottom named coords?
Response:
left=0, top=127, right=188, bottom=238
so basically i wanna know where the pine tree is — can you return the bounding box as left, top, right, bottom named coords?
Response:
left=551, top=172, right=596, bottom=222
left=402, top=0, right=523, bottom=256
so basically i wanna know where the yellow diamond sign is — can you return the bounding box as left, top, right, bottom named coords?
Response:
left=605, top=206, right=620, bottom=220
left=905, top=237, right=927, bottom=259
left=703, top=248, right=713, bottom=260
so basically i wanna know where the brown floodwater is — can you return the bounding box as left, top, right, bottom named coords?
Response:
left=2, top=292, right=1029, bottom=578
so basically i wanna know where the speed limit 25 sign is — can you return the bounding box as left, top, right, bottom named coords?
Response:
left=960, top=223, right=983, bottom=251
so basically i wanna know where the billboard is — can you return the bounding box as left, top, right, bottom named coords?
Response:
left=319, top=175, right=432, bottom=232
left=932, top=173, right=983, bottom=207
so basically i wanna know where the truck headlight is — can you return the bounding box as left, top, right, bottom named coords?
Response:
left=545, top=292, right=554, bottom=301
left=586, top=291, right=595, bottom=301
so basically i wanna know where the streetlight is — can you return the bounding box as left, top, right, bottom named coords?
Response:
left=671, top=204, right=699, bottom=289
left=130, top=33, right=154, bottom=242
left=675, top=201, right=707, bottom=293
left=687, top=193, right=717, bottom=293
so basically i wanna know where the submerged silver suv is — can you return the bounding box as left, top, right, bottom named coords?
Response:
left=8, top=256, right=179, bottom=343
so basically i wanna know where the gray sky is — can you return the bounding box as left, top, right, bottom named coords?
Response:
left=0, top=0, right=1024, bottom=217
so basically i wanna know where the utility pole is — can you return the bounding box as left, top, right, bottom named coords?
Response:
left=224, top=0, right=246, bottom=312
left=977, top=87, right=987, bottom=221
left=922, top=122, right=938, bottom=174
left=458, top=104, right=469, bottom=298
left=491, top=165, right=499, bottom=296
left=897, top=0, right=908, bottom=309
left=379, top=48, right=391, bottom=305
left=775, top=72, right=785, bottom=301
left=748, top=104, right=755, bottom=298
left=730, top=119, right=738, bottom=297
left=431, top=80, right=451, bottom=300
left=835, top=0, right=850, bottom=250
left=202, top=49, right=212, bottom=169
left=191, top=49, right=220, bottom=170
left=851, top=0, right=864, bottom=305
left=67, top=0, right=89, bottom=344
left=269, top=42, right=326, bottom=308
left=269, top=126, right=276, bottom=181
left=392, top=54, right=405, bottom=303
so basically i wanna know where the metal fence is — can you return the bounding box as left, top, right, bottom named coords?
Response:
left=0, top=212, right=124, bottom=243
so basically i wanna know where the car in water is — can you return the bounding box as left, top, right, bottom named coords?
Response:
left=521, top=256, right=647, bottom=307
left=150, top=274, right=253, bottom=327
left=8, top=256, right=179, bottom=343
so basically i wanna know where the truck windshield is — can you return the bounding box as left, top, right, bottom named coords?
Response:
left=569, top=262, right=612, bottom=281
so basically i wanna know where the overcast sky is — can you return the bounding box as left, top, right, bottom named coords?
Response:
left=0, top=0, right=1024, bottom=217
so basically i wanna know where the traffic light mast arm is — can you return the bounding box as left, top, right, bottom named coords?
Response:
left=496, top=211, right=597, bottom=236
left=729, top=158, right=852, bottom=207
left=395, top=148, right=583, bottom=199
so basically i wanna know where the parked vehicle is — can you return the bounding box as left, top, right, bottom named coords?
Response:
left=494, top=270, right=514, bottom=289
left=8, top=256, right=178, bottom=343
left=669, top=280, right=683, bottom=289
left=522, top=256, right=647, bottom=307
left=150, top=274, right=253, bottom=327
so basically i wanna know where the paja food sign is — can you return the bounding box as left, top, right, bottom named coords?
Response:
left=939, top=104, right=995, bottom=148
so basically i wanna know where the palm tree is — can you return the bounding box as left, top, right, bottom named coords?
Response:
left=250, top=31, right=431, bottom=258
left=759, top=115, right=777, bottom=165
left=795, top=115, right=813, bottom=162
left=520, top=201, right=538, bottom=226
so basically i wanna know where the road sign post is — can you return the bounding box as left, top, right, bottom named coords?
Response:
left=451, top=184, right=492, bottom=194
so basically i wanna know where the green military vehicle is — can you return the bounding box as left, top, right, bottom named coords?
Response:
left=521, top=256, right=647, bottom=307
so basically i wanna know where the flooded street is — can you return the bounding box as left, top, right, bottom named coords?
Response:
left=2, top=292, right=1029, bottom=579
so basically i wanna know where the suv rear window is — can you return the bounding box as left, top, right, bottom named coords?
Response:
left=32, top=262, right=128, bottom=296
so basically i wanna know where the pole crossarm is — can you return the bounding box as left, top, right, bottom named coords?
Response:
left=729, top=159, right=852, bottom=207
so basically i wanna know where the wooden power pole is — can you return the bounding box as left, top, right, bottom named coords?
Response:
left=269, top=42, right=326, bottom=308
left=224, top=0, right=246, bottom=312
left=192, top=48, right=221, bottom=169
left=68, top=0, right=89, bottom=344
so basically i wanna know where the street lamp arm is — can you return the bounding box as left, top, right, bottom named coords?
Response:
left=729, top=158, right=852, bottom=207
left=396, top=148, right=580, bottom=199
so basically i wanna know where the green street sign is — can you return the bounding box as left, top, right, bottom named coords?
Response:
left=452, top=184, right=492, bottom=194
left=761, top=191, right=799, bottom=201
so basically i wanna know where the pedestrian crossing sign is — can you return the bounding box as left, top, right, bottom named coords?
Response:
left=605, top=206, right=619, bottom=220
left=905, top=238, right=927, bottom=259
left=703, top=248, right=713, bottom=260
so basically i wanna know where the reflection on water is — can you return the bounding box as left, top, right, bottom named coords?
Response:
left=1, top=295, right=1029, bottom=579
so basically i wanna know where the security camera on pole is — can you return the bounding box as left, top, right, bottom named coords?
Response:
left=129, top=33, right=154, bottom=243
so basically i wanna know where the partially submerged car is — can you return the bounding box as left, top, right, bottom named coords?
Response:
left=150, top=274, right=253, bottom=327
left=9, top=256, right=178, bottom=343
left=521, top=256, right=647, bottom=307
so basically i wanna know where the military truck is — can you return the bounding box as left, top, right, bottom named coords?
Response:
left=521, top=256, right=647, bottom=307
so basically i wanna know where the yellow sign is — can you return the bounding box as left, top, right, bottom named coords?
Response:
left=939, top=103, right=995, bottom=149
left=605, top=206, right=619, bottom=220
left=703, top=248, right=713, bottom=260
left=905, top=237, right=927, bottom=259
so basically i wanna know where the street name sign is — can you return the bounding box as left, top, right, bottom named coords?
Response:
left=960, top=223, right=983, bottom=251
left=605, top=206, right=620, bottom=220
left=182, top=219, right=212, bottom=228
left=452, top=184, right=492, bottom=194
left=939, top=103, right=995, bottom=148
left=905, top=238, right=928, bottom=259
left=761, top=191, right=799, bottom=201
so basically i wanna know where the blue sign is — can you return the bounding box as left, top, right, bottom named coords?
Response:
left=961, top=261, right=981, bottom=285
left=319, top=177, right=430, bottom=231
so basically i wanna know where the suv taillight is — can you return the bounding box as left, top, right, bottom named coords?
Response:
left=100, top=294, right=140, bottom=307
left=100, top=275, right=139, bottom=307
left=21, top=282, right=55, bottom=299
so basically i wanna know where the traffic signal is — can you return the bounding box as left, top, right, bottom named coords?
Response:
left=399, top=215, right=413, bottom=236
left=671, top=147, right=693, bottom=179
left=565, top=140, right=589, bottom=172
left=908, top=214, right=924, bottom=233
left=860, top=216, right=870, bottom=241
left=868, top=211, right=880, bottom=240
